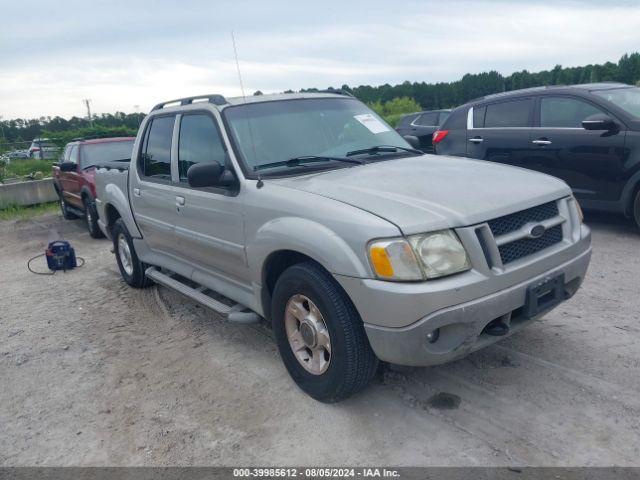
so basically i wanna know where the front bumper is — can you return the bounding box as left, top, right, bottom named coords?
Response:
left=359, top=246, right=591, bottom=366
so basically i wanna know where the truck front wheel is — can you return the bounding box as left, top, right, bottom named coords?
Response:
left=112, top=218, right=153, bottom=288
left=84, top=197, right=104, bottom=239
left=57, top=192, right=77, bottom=220
left=271, top=262, right=378, bottom=402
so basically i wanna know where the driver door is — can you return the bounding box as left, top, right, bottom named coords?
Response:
left=171, top=112, right=249, bottom=286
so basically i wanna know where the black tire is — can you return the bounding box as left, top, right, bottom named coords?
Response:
left=271, top=261, right=378, bottom=402
left=633, top=189, right=640, bottom=230
left=112, top=218, right=153, bottom=288
left=57, top=191, right=77, bottom=220
left=83, top=197, right=104, bottom=239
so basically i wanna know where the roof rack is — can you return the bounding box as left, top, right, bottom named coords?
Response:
left=319, top=88, right=354, bottom=97
left=152, top=94, right=228, bottom=111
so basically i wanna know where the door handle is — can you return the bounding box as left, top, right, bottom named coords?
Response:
left=133, top=188, right=141, bottom=197
left=532, top=139, right=552, bottom=145
left=468, top=137, right=483, bottom=144
left=176, top=196, right=185, bottom=206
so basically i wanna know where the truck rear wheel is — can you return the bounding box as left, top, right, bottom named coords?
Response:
left=271, top=262, right=378, bottom=402
left=112, top=218, right=153, bottom=288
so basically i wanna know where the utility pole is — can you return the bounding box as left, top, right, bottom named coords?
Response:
left=133, top=105, right=141, bottom=126
left=83, top=99, right=93, bottom=127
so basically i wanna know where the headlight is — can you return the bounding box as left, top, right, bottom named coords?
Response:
left=368, top=238, right=423, bottom=281
left=368, top=230, right=471, bottom=281
left=409, top=230, right=471, bottom=279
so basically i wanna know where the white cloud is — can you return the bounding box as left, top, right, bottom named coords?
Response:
left=1, top=0, right=639, bottom=118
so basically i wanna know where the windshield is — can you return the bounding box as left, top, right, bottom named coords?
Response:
left=593, top=87, right=640, bottom=119
left=223, top=98, right=413, bottom=174
left=81, top=140, right=134, bottom=168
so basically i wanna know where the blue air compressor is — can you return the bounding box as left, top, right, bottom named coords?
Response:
left=28, top=240, right=84, bottom=275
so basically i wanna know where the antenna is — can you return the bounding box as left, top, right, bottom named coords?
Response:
left=231, top=31, right=263, bottom=188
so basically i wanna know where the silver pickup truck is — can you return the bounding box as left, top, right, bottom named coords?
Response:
left=95, top=92, right=591, bottom=402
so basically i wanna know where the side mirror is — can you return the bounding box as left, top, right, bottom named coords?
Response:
left=582, top=114, right=617, bottom=131
left=60, top=162, right=77, bottom=172
left=403, top=135, right=421, bottom=150
left=187, top=162, right=235, bottom=188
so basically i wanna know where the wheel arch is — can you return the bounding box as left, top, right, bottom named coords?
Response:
left=249, top=218, right=371, bottom=319
left=617, top=166, right=640, bottom=216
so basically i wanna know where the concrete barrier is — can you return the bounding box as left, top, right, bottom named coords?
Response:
left=0, top=178, right=58, bottom=208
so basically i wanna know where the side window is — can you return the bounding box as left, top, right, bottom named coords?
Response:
left=443, top=109, right=466, bottom=130
left=473, top=106, right=486, bottom=128
left=540, top=97, right=605, bottom=128
left=484, top=99, right=532, bottom=128
left=178, top=114, right=226, bottom=182
left=438, top=111, right=450, bottom=125
left=141, top=116, right=174, bottom=180
left=69, top=145, right=79, bottom=164
left=413, top=112, right=439, bottom=126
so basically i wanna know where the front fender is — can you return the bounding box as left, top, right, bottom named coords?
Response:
left=246, top=216, right=371, bottom=285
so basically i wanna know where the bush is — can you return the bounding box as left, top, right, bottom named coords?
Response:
left=368, top=97, right=422, bottom=128
left=42, top=125, right=138, bottom=150
left=368, top=97, right=422, bottom=118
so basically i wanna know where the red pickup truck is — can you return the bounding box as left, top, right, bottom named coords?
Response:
left=53, top=137, right=134, bottom=238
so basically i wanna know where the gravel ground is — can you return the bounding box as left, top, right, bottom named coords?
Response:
left=0, top=210, right=639, bottom=466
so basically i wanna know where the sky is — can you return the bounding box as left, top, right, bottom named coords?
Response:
left=1, top=0, right=640, bottom=119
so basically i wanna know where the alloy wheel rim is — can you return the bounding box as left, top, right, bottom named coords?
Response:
left=117, top=233, right=134, bottom=276
left=284, top=294, right=331, bottom=375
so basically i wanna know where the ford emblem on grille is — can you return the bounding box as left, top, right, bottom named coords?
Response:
left=529, top=224, right=546, bottom=239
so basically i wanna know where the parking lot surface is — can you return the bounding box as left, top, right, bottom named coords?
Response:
left=1, top=211, right=639, bottom=466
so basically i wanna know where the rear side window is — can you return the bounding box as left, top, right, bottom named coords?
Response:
left=438, top=111, right=450, bottom=124
left=141, top=116, right=174, bottom=179
left=398, top=114, right=418, bottom=127
left=413, top=112, right=439, bottom=126
left=540, top=97, right=605, bottom=128
left=484, top=99, right=532, bottom=128
left=473, top=106, right=486, bottom=128
left=442, top=109, right=466, bottom=130
left=178, top=114, right=226, bottom=182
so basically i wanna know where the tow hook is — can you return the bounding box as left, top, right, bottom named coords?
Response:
left=483, top=315, right=511, bottom=336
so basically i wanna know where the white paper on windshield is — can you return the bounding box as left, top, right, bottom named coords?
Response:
left=354, top=114, right=390, bottom=134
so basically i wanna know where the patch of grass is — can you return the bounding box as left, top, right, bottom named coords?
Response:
left=4, top=159, right=56, bottom=178
left=0, top=202, right=59, bottom=221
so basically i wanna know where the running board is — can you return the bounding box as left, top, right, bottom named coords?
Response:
left=145, top=267, right=260, bottom=324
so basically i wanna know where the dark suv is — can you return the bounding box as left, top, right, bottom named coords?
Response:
left=433, top=83, right=640, bottom=228
left=395, top=109, right=451, bottom=152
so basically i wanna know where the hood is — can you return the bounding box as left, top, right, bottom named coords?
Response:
left=272, top=155, right=571, bottom=234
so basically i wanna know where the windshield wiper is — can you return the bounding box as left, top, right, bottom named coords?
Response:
left=254, top=155, right=364, bottom=172
left=345, top=145, right=423, bottom=157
